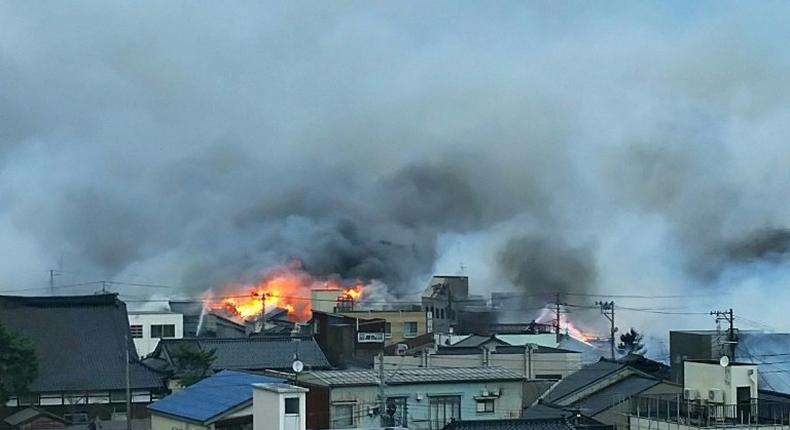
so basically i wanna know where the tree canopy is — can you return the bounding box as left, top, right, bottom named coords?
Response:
left=0, top=321, right=38, bottom=406
left=172, top=344, right=216, bottom=387
left=617, top=327, right=646, bottom=356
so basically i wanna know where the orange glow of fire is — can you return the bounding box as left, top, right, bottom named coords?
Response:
left=564, top=321, right=593, bottom=343
left=340, top=286, right=362, bottom=300
left=207, top=265, right=366, bottom=322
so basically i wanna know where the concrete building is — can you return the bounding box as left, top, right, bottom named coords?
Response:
left=128, top=310, right=184, bottom=357
left=311, top=311, right=385, bottom=369
left=421, top=275, right=486, bottom=333
left=338, top=308, right=428, bottom=345
left=670, top=330, right=790, bottom=393
left=627, top=360, right=790, bottom=430
left=252, top=383, right=309, bottom=430
left=381, top=344, right=582, bottom=380
left=297, top=367, right=525, bottom=430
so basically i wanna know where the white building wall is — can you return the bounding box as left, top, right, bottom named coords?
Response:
left=684, top=362, right=758, bottom=404
left=253, top=383, right=308, bottom=430
left=128, top=312, right=184, bottom=357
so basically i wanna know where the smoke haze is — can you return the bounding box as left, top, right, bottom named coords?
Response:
left=1, top=1, right=790, bottom=338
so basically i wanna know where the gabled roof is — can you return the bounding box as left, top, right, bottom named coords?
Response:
left=148, top=370, right=283, bottom=424
left=3, top=407, right=70, bottom=427
left=542, top=360, right=625, bottom=404
left=573, top=375, right=660, bottom=415
left=153, top=336, right=331, bottom=372
left=0, top=294, right=165, bottom=392
left=304, top=366, right=523, bottom=387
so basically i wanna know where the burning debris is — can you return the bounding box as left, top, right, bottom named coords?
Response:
left=206, top=264, right=368, bottom=322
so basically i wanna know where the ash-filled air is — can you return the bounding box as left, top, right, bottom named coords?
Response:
left=1, top=2, right=790, bottom=340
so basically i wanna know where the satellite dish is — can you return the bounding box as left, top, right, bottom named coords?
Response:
left=720, top=356, right=730, bottom=368
left=292, top=359, right=304, bottom=373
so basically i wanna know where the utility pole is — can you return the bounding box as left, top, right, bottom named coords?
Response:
left=596, top=301, right=616, bottom=360
left=49, top=269, right=60, bottom=294
left=377, top=352, right=386, bottom=426
left=711, top=309, right=736, bottom=360
left=553, top=293, right=567, bottom=344
left=124, top=329, right=132, bottom=430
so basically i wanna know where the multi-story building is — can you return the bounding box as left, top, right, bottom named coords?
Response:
left=337, top=308, right=427, bottom=345
left=298, top=367, right=525, bottom=430
left=128, top=310, right=184, bottom=357
left=628, top=360, right=790, bottom=430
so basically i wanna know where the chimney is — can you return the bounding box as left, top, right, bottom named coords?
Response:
left=253, top=383, right=309, bottom=430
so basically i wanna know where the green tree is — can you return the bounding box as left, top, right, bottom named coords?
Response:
left=0, top=321, right=38, bottom=405
left=617, top=328, right=646, bottom=356
left=171, top=344, right=216, bottom=387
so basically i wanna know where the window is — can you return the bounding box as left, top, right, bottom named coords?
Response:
left=332, top=404, right=354, bottom=428
left=64, top=413, right=89, bottom=424
left=130, top=325, right=143, bottom=338
left=429, top=395, right=460, bottom=430
left=535, top=374, right=563, bottom=380
left=440, top=308, right=445, bottom=319
left=18, top=393, right=39, bottom=406
left=386, top=397, right=408, bottom=427
left=284, top=397, right=300, bottom=414
left=403, top=321, right=418, bottom=338
left=150, top=324, right=176, bottom=338
left=476, top=399, right=495, bottom=413
left=110, top=391, right=127, bottom=403
left=385, top=322, right=392, bottom=338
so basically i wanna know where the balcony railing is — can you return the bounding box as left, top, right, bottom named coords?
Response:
left=630, top=394, right=790, bottom=428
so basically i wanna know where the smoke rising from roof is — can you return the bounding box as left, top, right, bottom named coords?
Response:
left=1, top=2, right=790, bottom=335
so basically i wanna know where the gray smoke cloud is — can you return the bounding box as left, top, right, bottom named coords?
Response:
left=1, top=1, right=790, bottom=338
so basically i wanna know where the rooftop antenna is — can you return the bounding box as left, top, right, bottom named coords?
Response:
left=458, top=262, right=466, bottom=275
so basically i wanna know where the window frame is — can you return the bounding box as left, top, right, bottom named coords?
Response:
left=403, top=321, right=418, bottom=338
left=331, top=402, right=355, bottom=429
left=475, top=398, right=495, bottom=414
left=284, top=397, right=300, bottom=415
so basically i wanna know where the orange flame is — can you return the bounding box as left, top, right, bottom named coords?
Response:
left=208, top=265, right=366, bottom=322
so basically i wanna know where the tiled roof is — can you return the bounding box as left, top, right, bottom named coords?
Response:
left=156, top=336, right=331, bottom=371
left=573, top=376, right=660, bottom=415
left=306, top=366, right=524, bottom=386
left=542, top=360, right=624, bottom=403
left=444, top=418, right=576, bottom=430
left=148, top=370, right=283, bottom=423
left=436, top=345, right=578, bottom=355
left=0, top=294, right=165, bottom=392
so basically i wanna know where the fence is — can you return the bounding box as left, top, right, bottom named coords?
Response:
left=630, top=394, right=790, bottom=428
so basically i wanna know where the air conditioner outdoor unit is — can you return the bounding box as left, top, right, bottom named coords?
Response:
left=708, top=388, right=724, bottom=403
left=480, top=389, right=489, bottom=397
left=683, top=388, right=699, bottom=401
left=396, top=344, right=409, bottom=356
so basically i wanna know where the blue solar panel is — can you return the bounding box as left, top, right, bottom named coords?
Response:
left=148, top=370, right=284, bottom=423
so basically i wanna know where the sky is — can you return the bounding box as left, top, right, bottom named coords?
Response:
left=1, top=1, right=790, bottom=342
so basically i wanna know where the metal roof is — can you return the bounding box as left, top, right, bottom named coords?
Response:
left=0, top=294, right=165, bottom=392
left=306, top=366, right=524, bottom=386
left=148, top=370, right=283, bottom=424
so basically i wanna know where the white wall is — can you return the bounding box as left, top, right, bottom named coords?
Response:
left=684, top=362, right=758, bottom=404
left=253, top=384, right=308, bottom=430
left=128, top=312, right=184, bottom=357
